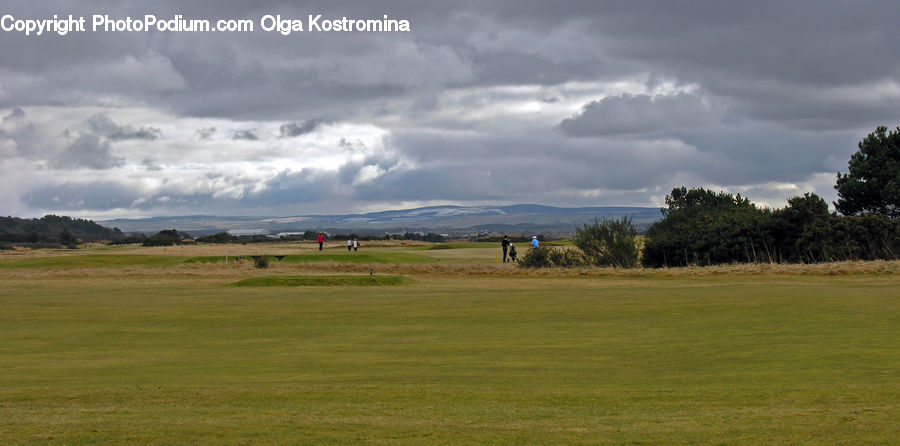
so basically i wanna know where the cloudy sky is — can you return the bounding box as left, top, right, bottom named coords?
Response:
left=2, top=1, right=898, bottom=218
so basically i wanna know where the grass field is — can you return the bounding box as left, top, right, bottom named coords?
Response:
left=1, top=243, right=898, bottom=444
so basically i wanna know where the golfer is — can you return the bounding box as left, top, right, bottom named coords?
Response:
left=501, top=235, right=510, bottom=262
left=317, top=232, right=324, bottom=251
left=347, top=239, right=352, bottom=251
left=531, top=236, right=539, bottom=249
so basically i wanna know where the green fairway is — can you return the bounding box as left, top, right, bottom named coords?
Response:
left=230, top=275, right=410, bottom=287
left=0, top=250, right=898, bottom=444
left=0, top=254, right=185, bottom=269
left=186, top=252, right=438, bottom=265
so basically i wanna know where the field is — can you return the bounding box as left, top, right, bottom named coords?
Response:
left=1, top=242, right=898, bottom=444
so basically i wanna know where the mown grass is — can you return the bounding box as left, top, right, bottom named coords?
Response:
left=0, top=249, right=898, bottom=444
left=423, top=242, right=491, bottom=250
left=0, top=254, right=184, bottom=269
left=230, top=275, right=409, bottom=287
left=185, top=252, right=437, bottom=265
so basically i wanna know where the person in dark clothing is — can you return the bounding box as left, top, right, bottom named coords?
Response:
left=509, top=244, right=517, bottom=262
left=501, top=235, right=510, bottom=262
left=317, top=233, right=324, bottom=251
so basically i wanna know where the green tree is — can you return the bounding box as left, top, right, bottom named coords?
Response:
left=143, top=229, right=183, bottom=247
left=769, top=193, right=831, bottom=262
left=573, top=216, right=639, bottom=268
left=59, top=228, right=76, bottom=245
left=834, top=125, right=900, bottom=218
left=641, top=187, right=774, bottom=267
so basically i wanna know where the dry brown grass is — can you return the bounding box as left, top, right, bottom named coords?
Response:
left=361, top=259, right=900, bottom=277
left=3, top=242, right=897, bottom=278
left=0, top=240, right=436, bottom=259
left=173, top=258, right=900, bottom=278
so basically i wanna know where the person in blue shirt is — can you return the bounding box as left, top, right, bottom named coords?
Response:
left=531, top=236, right=539, bottom=249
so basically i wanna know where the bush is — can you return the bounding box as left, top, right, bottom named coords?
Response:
left=195, top=232, right=238, bottom=244
left=143, top=229, right=185, bottom=247
left=641, top=188, right=773, bottom=267
left=574, top=217, right=639, bottom=268
left=59, top=229, right=76, bottom=245
left=642, top=187, right=900, bottom=268
left=253, top=256, right=269, bottom=269
left=108, top=233, right=148, bottom=245
left=517, top=246, right=552, bottom=268
left=547, top=247, right=587, bottom=267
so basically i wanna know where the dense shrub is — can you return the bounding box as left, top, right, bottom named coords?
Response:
left=517, top=246, right=552, bottom=268
left=803, top=214, right=899, bottom=261
left=108, top=233, right=148, bottom=245
left=642, top=187, right=900, bottom=268
left=143, top=229, right=185, bottom=247
left=641, top=188, right=773, bottom=267
left=547, top=247, right=587, bottom=267
left=516, top=246, right=586, bottom=268
left=574, top=217, right=639, bottom=268
left=253, top=256, right=270, bottom=269
left=195, top=232, right=238, bottom=244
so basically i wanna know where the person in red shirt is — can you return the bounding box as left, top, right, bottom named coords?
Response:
left=317, top=233, right=324, bottom=251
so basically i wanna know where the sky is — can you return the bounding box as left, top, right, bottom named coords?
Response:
left=1, top=0, right=898, bottom=219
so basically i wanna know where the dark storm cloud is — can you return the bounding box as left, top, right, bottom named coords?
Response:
left=379, top=132, right=717, bottom=199
left=279, top=119, right=330, bottom=138
left=51, top=134, right=124, bottom=170
left=250, top=169, right=343, bottom=205
left=2, top=1, right=897, bottom=119
left=2, top=107, right=25, bottom=123
left=232, top=129, right=259, bottom=141
left=195, top=127, right=216, bottom=140
left=559, top=93, right=719, bottom=137
left=141, top=158, right=162, bottom=171
left=3, top=0, right=899, bottom=217
left=87, top=114, right=162, bottom=141
left=21, top=181, right=230, bottom=212
left=22, top=181, right=138, bottom=210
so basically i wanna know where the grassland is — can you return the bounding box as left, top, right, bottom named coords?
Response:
left=230, top=275, right=410, bottom=287
left=0, top=242, right=897, bottom=444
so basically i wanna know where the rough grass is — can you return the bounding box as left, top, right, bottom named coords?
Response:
left=230, top=275, right=409, bottom=287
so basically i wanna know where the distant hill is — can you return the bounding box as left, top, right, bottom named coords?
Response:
left=99, top=205, right=662, bottom=236
left=0, top=215, right=123, bottom=243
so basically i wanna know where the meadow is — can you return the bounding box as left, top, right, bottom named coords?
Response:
left=1, top=242, right=897, bottom=444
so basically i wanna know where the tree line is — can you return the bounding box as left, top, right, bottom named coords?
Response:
left=519, top=125, right=899, bottom=268
left=0, top=215, right=123, bottom=246
left=641, top=188, right=897, bottom=267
